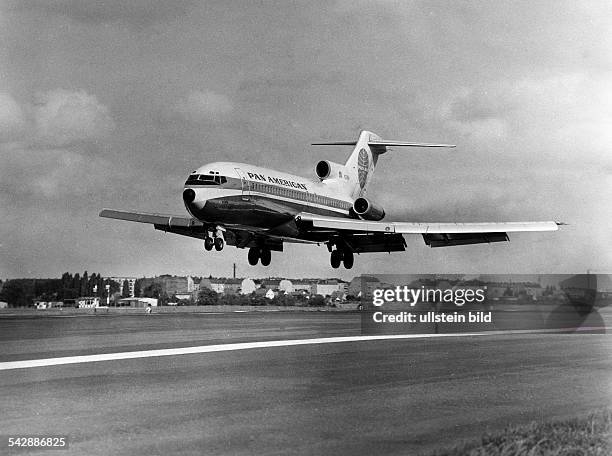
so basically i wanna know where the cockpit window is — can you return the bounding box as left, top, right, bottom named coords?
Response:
left=185, top=174, right=227, bottom=185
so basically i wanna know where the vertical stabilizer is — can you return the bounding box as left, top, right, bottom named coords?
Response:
left=312, top=130, right=455, bottom=200
left=343, top=131, right=381, bottom=199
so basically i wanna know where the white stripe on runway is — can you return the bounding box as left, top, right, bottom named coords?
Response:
left=0, top=329, right=593, bottom=371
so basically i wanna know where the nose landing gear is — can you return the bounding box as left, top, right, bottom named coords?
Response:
left=203, top=227, right=225, bottom=252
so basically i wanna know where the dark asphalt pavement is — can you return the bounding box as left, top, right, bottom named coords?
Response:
left=0, top=312, right=611, bottom=455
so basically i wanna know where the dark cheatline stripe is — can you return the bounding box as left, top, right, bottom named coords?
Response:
left=251, top=195, right=349, bottom=218
left=187, top=176, right=353, bottom=213
left=205, top=194, right=350, bottom=219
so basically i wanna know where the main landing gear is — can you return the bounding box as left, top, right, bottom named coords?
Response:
left=204, top=227, right=225, bottom=252
left=248, top=246, right=272, bottom=266
left=330, top=248, right=354, bottom=269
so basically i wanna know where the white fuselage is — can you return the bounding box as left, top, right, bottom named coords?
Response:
left=183, top=162, right=354, bottom=229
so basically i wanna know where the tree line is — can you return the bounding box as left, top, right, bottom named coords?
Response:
left=0, top=272, right=120, bottom=307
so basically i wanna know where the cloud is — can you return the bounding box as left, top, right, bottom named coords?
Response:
left=32, top=89, right=115, bottom=147
left=0, top=92, right=26, bottom=142
left=174, top=90, right=233, bottom=122
left=0, top=89, right=115, bottom=149
left=438, top=72, right=612, bottom=157
left=439, top=87, right=512, bottom=142
left=0, top=89, right=116, bottom=206
left=5, top=0, right=197, bottom=27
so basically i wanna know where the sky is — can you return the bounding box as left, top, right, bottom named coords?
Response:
left=0, top=0, right=610, bottom=280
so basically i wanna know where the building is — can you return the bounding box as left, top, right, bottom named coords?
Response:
left=35, top=301, right=63, bottom=309
left=311, top=279, right=344, bottom=297
left=109, top=277, right=137, bottom=297
left=485, top=282, right=536, bottom=300
left=209, top=278, right=242, bottom=294
left=261, top=279, right=281, bottom=289
left=191, top=278, right=202, bottom=292
left=117, top=297, right=158, bottom=308
left=159, top=275, right=195, bottom=295
left=292, top=280, right=312, bottom=292
left=347, top=276, right=380, bottom=298
left=77, top=297, right=100, bottom=308
left=209, top=279, right=224, bottom=294
left=139, top=275, right=196, bottom=296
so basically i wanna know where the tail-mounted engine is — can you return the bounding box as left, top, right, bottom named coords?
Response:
left=353, top=197, right=385, bottom=221
left=315, top=160, right=345, bottom=180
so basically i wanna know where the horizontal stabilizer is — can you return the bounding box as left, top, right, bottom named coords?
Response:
left=368, top=140, right=455, bottom=148
left=311, top=141, right=359, bottom=146
left=312, top=141, right=455, bottom=148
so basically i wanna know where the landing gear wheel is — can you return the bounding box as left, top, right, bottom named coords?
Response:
left=204, top=237, right=214, bottom=251
left=260, top=248, right=271, bottom=266
left=343, top=250, right=354, bottom=269
left=248, top=247, right=260, bottom=266
left=330, top=250, right=342, bottom=269
left=214, top=237, right=224, bottom=251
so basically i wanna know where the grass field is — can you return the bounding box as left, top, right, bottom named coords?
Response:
left=428, top=410, right=611, bottom=456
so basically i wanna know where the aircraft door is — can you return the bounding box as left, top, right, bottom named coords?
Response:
left=234, top=168, right=251, bottom=201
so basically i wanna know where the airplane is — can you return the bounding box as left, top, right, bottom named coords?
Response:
left=100, top=130, right=561, bottom=269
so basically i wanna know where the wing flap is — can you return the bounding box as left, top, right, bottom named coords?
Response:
left=423, top=232, right=509, bottom=247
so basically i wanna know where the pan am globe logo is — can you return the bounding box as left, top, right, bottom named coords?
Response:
left=358, top=149, right=369, bottom=189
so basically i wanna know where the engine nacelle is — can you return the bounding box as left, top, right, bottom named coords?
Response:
left=315, top=160, right=345, bottom=180
left=353, top=197, right=385, bottom=221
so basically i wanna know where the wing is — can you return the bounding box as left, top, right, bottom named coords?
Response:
left=296, top=213, right=561, bottom=248
left=99, top=209, right=202, bottom=228
left=99, top=209, right=314, bottom=250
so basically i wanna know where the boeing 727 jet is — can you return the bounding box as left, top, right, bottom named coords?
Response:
left=100, top=130, right=560, bottom=269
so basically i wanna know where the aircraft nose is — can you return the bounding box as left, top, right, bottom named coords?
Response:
left=183, top=188, right=196, bottom=204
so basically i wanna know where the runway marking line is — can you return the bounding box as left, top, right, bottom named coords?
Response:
left=0, top=329, right=605, bottom=371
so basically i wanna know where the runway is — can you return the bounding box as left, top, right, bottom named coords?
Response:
left=1, top=312, right=611, bottom=455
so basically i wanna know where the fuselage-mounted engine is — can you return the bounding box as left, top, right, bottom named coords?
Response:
left=353, top=197, right=385, bottom=221
left=315, top=160, right=345, bottom=181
